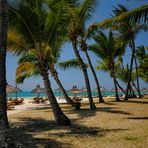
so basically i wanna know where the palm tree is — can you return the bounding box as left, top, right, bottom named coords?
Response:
left=136, top=46, right=148, bottom=82
left=8, top=0, right=71, bottom=125
left=0, top=0, right=15, bottom=146
left=90, top=30, right=125, bottom=101
left=92, top=4, right=148, bottom=27
left=91, top=5, right=147, bottom=100
left=66, top=0, right=97, bottom=110
left=117, top=64, right=137, bottom=98
left=110, top=5, right=147, bottom=100
left=79, top=30, right=104, bottom=103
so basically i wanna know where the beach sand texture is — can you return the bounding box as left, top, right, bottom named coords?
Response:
left=8, top=96, right=148, bottom=148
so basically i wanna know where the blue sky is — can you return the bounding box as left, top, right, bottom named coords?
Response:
left=6, top=0, right=148, bottom=91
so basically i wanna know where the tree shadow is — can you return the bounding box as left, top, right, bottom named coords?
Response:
left=65, top=107, right=131, bottom=119
left=10, top=118, right=71, bottom=148
left=127, top=117, right=148, bottom=120
left=10, top=117, right=127, bottom=147
left=103, top=102, right=116, bottom=105
left=96, top=107, right=131, bottom=115
left=125, top=100, right=148, bottom=104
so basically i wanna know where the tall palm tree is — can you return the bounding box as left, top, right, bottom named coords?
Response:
left=117, top=64, right=137, bottom=98
left=8, top=0, right=71, bottom=125
left=66, top=0, right=97, bottom=110
left=136, top=46, right=148, bottom=82
left=92, top=5, right=147, bottom=100
left=0, top=0, right=15, bottom=146
left=79, top=30, right=104, bottom=103
left=90, top=30, right=125, bottom=101
left=110, top=5, right=147, bottom=100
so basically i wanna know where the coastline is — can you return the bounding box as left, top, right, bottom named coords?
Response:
left=7, top=97, right=91, bottom=115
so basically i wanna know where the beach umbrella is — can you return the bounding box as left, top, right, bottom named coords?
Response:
left=94, top=87, right=106, bottom=92
left=141, top=88, right=148, bottom=95
left=111, top=88, right=122, bottom=92
left=81, top=87, right=87, bottom=92
left=6, top=84, right=22, bottom=99
left=68, top=86, right=82, bottom=97
left=31, top=84, right=45, bottom=98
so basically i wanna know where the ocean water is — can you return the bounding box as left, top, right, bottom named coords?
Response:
left=7, top=91, right=128, bottom=98
left=6, top=91, right=116, bottom=98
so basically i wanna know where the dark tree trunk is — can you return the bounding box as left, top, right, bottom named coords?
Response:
left=125, top=39, right=135, bottom=101
left=72, top=40, right=96, bottom=110
left=129, top=83, right=137, bottom=98
left=85, top=51, right=104, bottom=103
left=132, top=82, right=143, bottom=97
left=50, top=68, right=74, bottom=106
left=115, top=79, right=125, bottom=95
left=112, top=67, right=120, bottom=101
left=134, top=56, right=142, bottom=98
left=40, top=66, right=71, bottom=126
left=0, top=0, right=15, bottom=146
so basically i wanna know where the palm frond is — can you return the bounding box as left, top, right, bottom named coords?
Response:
left=94, top=4, right=148, bottom=28
left=16, top=62, right=39, bottom=84
left=58, top=59, right=87, bottom=70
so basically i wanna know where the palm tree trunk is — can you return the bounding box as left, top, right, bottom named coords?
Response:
left=40, top=65, right=71, bottom=126
left=132, top=82, right=143, bottom=97
left=0, top=0, right=15, bottom=146
left=72, top=40, right=96, bottom=110
left=134, top=55, right=142, bottom=98
left=125, top=39, right=135, bottom=101
left=50, top=68, right=74, bottom=106
left=85, top=51, right=104, bottom=103
left=115, top=79, right=125, bottom=95
left=130, top=83, right=137, bottom=98
left=112, top=67, right=120, bottom=101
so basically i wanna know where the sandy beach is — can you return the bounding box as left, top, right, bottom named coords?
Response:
left=7, top=97, right=91, bottom=115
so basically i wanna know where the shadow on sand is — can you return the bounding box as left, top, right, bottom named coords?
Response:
left=65, top=106, right=131, bottom=119
left=10, top=117, right=127, bottom=148
left=127, top=117, right=148, bottom=120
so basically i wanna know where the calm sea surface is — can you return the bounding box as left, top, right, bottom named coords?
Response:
left=7, top=91, right=147, bottom=98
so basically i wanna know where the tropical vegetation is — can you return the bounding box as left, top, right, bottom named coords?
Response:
left=0, top=0, right=148, bottom=146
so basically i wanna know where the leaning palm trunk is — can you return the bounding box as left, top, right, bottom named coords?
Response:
left=112, top=67, right=120, bottom=101
left=40, top=65, right=71, bottom=126
left=129, top=83, right=137, bottom=98
left=0, top=0, right=15, bottom=146
left=72, top=39, right=96, bottom=110
left=85, top=51, right=104, bottom=103
left=115, top=79, right=125, bottom=95
left=50, top=67, right=74, bottom=106
left=134, top=56, right=142, bottom=98
left=132, top=82, right=143, bottom=97
left=125, top=39, right=135, bottom=101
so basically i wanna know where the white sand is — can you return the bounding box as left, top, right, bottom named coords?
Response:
left=7, top=97, right=103, bottom=115
left=7, top=97, right=67, bottom=115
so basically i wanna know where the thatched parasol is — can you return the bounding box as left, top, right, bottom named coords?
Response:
left=68, top=86, right=82, bottom=97
left=31, top=84, right=45, bottom=98
left=6, top=84, right=21, bottom=98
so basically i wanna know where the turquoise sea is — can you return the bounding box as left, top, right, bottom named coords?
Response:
left=7, top=91, right=148, bottom=98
